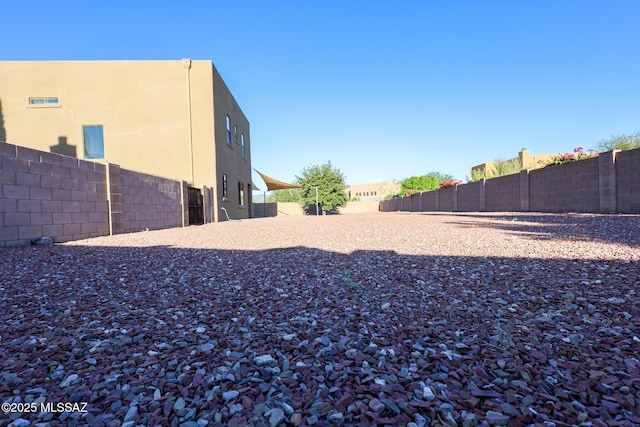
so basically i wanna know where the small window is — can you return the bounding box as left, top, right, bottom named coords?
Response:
left=238, top=181, right=245, bottom=206
left=226, top=116, right=231, bottom=144
left=83, top=125, right=104, bottom=159
left=234, top=125, right=238, bottom=141
left=29, top=97, right=59, bottom=105
left=28, top=97, right=60, bottom=108
left=222, top=174, right=228, bottom=199
left=241, top=134, right=246, bottom=158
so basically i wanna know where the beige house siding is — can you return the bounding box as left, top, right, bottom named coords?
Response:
left=346, top=181, right=399, bottom=202
left=0, top=59, right=250, bottom=222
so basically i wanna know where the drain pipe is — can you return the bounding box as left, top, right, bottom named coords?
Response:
left=220, top=207, right=231, bottom=222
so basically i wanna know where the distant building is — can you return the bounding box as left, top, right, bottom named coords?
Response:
left=0, top=59, right=251, bottom=222
left=346, top=181, right=400, bottom=202
left=471, top=148, right=554, bottom=179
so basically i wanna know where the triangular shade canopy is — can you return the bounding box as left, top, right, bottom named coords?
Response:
left=255, top=170, right=302, bottom=191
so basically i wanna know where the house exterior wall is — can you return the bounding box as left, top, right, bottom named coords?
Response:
left=0, top=59, right=250, bottom=222
left=346, top=181, right=400, bottom=202
left=213, top=65, right=252, bottom=221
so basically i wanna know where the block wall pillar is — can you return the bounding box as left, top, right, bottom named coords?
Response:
left=519, top=169, right=530, bottom=211
left=599, top=150, right=617, bottom=212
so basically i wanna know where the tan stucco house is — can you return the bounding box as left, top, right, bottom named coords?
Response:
left=0, top=59, right=252, bottom=222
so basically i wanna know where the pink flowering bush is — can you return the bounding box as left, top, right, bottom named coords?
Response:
left=542, top=147, right=599, bottom=166
left=440, top=179, right=462, bottom=189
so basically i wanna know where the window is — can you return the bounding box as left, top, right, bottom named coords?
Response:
left=29, top=97, right=59, bottom=105
left=234, top=125, right=238, bottom=141
left=222, top=174, right=228, bottom=199
left=238, top=181, right=245, bottom=206
left=83, top=125, right=104, bottom=159
left=226, top=116, right=231, bottom=144
left=241, top=134, right=246, bottom=158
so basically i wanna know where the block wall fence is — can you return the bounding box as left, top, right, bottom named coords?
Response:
left=379, top=148, right=640, bottom=215
left=0, top=143, right=211, bottom=247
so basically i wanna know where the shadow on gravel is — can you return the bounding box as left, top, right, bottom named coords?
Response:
left=1, top=244, right=640, bottom=426
left=422, top=212, right=640, bottom=247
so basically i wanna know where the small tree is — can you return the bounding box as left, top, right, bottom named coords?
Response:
left=296, top=161, right=347, bottom=213
left=596, top=131, right=640, bottom=152
left=399, top=171, right=452, bottom=196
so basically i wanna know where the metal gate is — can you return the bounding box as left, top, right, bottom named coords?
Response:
left=187, top=187, right=204, bottom=225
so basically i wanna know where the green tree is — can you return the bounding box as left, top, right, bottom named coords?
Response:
left=596, top=131, right=640, bottom=152
left=266, top=189, right=301, bottom=203
left=296, top=161, right=347, bottom=213
left=400, top=171, right=452, bottom=196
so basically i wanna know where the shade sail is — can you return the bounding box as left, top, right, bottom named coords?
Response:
left=255, top=169, right=302, bottom=191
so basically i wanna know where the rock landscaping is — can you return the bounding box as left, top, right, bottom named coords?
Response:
left=1, top=212, right=639, bottom=426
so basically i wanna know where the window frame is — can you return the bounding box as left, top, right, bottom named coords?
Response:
left=226, top=115, right=232, bottom=145
left=82, top=125, right=105, bottom=160
left=238, top=181, right=245, bottom=207
left=222, top=174, right=229, bottom=200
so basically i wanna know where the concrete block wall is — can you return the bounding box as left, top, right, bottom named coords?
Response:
left=1, top=143, right=195, bottom=246
left=410, top=194, right=421, bottom=212
left=615, top=149, right=640, bottom=213
left=1, top=143, right=108, bottom=246
left=420, top=191, right=438, bottom=211
left=253, top=202, right=278, bottom=217
left=457, top=180, right=484, bottom=212
left=485, top=173, right=520, bottom=211
left=402, top=195, right=411, bottom=211
left=379, top=148, right=640, bottom=214
left=117, top=168, right=184, bottom=233
left=438, top=187, right=456, bottom=211
left=529, top=156, right=599, bottom=212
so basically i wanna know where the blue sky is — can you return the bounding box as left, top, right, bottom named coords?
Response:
left=3, top=1, right=639, bottom=187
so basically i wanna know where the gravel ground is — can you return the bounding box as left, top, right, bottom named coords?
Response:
left=1, top=212, right=640, bottom=427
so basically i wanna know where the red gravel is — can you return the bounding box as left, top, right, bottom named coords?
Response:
left=1, top=212, right=640, bottom=427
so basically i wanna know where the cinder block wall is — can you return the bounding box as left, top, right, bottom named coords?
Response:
left=118, top=169, right=184, bottom=233
left=529, top=157, right=599, bottom=212
left=616, top=149, right=640, bottom=213
left=410, top=194, right=420, bottom=212
left=1, top=143, right=108, bottom=246
left=378, top=148, right=640, bottom=214
left=402, top=195, right=411, bottom=211
left=1, top=143, right=195, bottom=246
left=253, top=202, right=277, bottom=217
left=438, top=187, right=456, bottom=211
left=457, top=180, right=483, bottom=212
left=420, top=191, right=438, bottom=211
left=485, top=174, right=520, bottom=211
